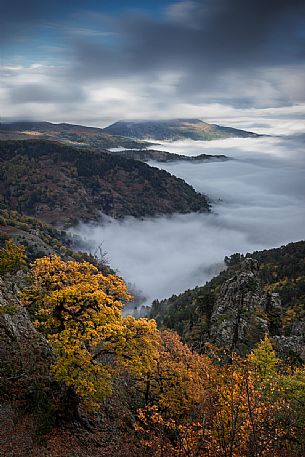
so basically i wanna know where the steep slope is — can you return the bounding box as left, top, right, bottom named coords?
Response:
left=0, top=121, right=150, bottom=150
left=0, top=235, right=142, bottom=456
left=104, top=119, right=259, bottom=141
left=0, top=140, right=210, bottom=226
left=150, top=240, right=305, bottom=360
left=0, top=209, right=110, bottom=271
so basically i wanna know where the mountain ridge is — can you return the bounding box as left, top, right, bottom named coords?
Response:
left=104, top=118, right=260, bottom=141
left=109, top=148, right=230, bottom=163
left=0, top=139, right=210, bottom=227
left=0, top=121, right=151, bottom=150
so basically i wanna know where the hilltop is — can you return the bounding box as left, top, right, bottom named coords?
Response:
left=0, top=121, right=150, bottom=150
left=0, top=140, right=210, bottom=226
left=104, top=118, right=259, bottom=141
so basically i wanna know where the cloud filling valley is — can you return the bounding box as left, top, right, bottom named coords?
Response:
left=71, top=134, right=305, bottom=306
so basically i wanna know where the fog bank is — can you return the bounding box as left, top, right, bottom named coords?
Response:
left=72, top=135, right=305, bottom=306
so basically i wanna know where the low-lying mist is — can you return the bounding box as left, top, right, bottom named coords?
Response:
left=72, top=134, right=305, bottom=306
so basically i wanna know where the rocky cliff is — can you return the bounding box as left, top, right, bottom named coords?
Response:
left=209, top=259, right=286, bottom=354
left=151, top=246, right=305, bottom=361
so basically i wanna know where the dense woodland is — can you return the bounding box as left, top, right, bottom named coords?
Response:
left=0, top=138, right=303, bottom=456
left=150, top=241, right=305, bottom=358
left=0, top=140, right=209, bottom=226
left=109, top=148, right=230, bottom=163
left=0, top=230, right=304, bottom=456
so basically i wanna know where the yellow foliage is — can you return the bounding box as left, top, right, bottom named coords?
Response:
left=149, top=330, right=212, bottom=417
left=136, top=335, right=291, bottom=457
left=22, top=255, right=160, bottom=410
left=0, top=239, right=26, bottom=275
left=247, top=334, right=278, bottom=380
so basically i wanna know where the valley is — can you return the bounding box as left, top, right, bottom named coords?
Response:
left=1, top=123, right=304, bottom=457
left=2, top=1, right=305, bottom=455
left=73, top=134, right=305, bottom=306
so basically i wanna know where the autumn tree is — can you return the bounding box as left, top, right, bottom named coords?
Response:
left=0, top=239, right=26, bottom=275
left=276, top=366, right=305, bottom=454
left=22, top=255, right=160, bottom=410
left=247, top=334, right=278, bottom=381
left=136, top=334, right=296, bottom=457
left=136, top=330, right=213, bottom=456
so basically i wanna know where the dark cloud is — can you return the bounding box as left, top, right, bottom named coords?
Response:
left=9, top=83, right=86, bottom=104
left=65, top=0, right=305, bottom=107
left=1, top=0, right=305, bottom=114
left=73, top=0, right=305, bottom=77
left=0, top=1, right=87, bottom=42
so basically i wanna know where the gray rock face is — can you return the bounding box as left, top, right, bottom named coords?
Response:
left=210, top=258, right=269, bottom=353
left=273, top=314, right=305, bottom=362
left=273, top=335, right=305, bottom=362
left=0, top=272, right=80, bottom=428
left=0, top=274, right=52, bottom=386
left=209, top=258, right=305, bottom=359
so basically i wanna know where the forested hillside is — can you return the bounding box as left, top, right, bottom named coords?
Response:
left=0, top=140, right=210, bottom=226
left=109, top=148, right=230, bottom=163
left=0, top=238, right=304, bottom=456
left=150, top=241, right=305, bottom=360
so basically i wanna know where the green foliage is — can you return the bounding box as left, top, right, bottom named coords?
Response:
left=279, top=367, right=305, bottom=440
left=247, top=335, right=279, bottom=380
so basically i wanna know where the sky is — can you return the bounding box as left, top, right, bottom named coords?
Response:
left=1, top=0, right=305, bottom=127
left=72, top=134, right=305, bottom=306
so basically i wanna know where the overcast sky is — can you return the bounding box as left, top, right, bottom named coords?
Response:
left=1, top=0, right=305, bottom=126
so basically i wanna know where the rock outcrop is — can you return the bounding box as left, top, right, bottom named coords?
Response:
left=210, top=259, right=268, bottom=353
left=0, top=272, right=52, bottom=388
left=151, top=251, right=305, bottom=361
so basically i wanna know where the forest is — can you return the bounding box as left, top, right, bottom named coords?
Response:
left=0, top=238, right=304, bottom=456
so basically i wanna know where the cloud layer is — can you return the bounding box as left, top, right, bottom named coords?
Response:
left=72, top=134, right=305, bottom=305
left=1, top=0, right=305, bottom=124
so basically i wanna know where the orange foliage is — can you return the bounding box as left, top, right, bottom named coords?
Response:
left=136, top=333, right=294, bottom=457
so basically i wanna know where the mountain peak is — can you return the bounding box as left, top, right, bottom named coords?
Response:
left=104, top=118, right=259, bottom=141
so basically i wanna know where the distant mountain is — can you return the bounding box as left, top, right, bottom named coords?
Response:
left=0, top=140, right=210, bottom=226
left=104, top=119, right=260, bottom=141
left=110, top=148, right=230, bottom=163
left=0, top=121, right=151, bottom=150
